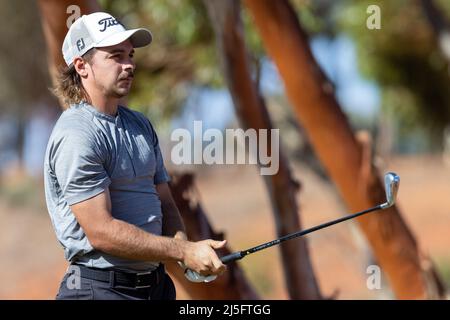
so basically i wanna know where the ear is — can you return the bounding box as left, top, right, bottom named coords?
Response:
left=73, top=57, right=89, bottom=78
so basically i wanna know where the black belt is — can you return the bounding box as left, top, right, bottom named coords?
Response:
left=72, top=263, right=164, bottom=289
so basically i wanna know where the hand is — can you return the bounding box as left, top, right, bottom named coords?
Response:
left=181, top=239, right=227, bottom=276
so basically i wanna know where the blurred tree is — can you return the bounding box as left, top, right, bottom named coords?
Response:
left=97, top=0, right=337, bottom=180
left=38, top=0, right=101, bottom=89
left=98, top=0, right=223, bottom=124
left=0, top=0, right=54, bottom=166
left=204, top=0, right=321, bottom=299
left=337, top=0, right=450, bottom=151
left=419, top=0, right=450, bottom=67
left=99, top=0, right=335, bottom=155
left=167, top=173, right=259, bottom=300
left=244, top=0, right=446, bottom=299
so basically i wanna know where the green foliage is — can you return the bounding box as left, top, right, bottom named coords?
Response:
left=436, top=0, right=450, bottom=16
left=98, top=0, right=224, bottom=122
left=291, top=0, right=339, bottom=36
left=337, top=0, right=450, bottom=147
left=96, top=0, right=326, bottom=126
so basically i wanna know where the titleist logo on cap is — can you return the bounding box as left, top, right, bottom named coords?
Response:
left=62, top=12, right=152, bottom=66
left=98, top=17, right=123, bottom=32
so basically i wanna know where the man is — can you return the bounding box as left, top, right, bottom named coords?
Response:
left=44, top=12, right=226, bottom=300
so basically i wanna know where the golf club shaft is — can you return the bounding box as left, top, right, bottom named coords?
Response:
left=220, top=204, right=384, bottom=264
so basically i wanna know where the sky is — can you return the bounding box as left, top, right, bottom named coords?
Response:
left=171, top=34, right=381, bottom=134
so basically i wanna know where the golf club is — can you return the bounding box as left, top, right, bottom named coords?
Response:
left=184, top=172, right=400, bottom=282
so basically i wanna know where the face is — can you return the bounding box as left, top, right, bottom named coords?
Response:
left=76, top=40, right=136, bottom=99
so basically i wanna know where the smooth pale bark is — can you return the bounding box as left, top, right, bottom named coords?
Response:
left=203, top=0, right=321, bottom=299
left=244, top=0, right=445, bottom=299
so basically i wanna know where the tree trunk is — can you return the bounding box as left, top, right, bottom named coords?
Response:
left=167, top=173, right=259, bottom=300
left=244, top=0, right=446, bottom=299
left=37, top=0, right=101, bottom=92
left=203, top=0, right=321, bottom=299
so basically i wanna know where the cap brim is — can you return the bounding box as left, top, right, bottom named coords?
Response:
left=95, top=28, right=152, bottom=48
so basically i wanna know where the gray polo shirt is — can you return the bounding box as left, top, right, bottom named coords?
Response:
left=44, top=102, right=170, bottom=271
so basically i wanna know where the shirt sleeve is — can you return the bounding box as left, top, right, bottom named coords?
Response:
left=52, top=130, right=111, bottom=206
left=147, top=120, right=171, bottom=185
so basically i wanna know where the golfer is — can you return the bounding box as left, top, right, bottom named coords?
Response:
left=44, top=12, right=226, bottom=300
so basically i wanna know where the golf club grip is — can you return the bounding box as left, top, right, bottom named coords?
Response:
left=220, top=251, right=243, bottom=264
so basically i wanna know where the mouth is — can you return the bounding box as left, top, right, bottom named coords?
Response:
left=118, top=77, right=133, bottom=87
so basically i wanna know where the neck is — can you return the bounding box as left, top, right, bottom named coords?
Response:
left=88, top=92, right=120, bottom=117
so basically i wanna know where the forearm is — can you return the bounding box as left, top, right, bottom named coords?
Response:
left=70, top=188, right=223, bottom=274
left=93, top=217, right=187, bottom=262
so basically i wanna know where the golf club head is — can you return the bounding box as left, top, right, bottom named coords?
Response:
left=381, top=172, right=400, bottom=209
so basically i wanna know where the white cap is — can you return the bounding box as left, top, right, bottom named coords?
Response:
left=62, top=12, right=152, bottom=66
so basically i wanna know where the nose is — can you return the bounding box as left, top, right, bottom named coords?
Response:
left=124, top=57, right=135, bottom=73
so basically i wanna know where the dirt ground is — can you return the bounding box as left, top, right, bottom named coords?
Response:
left=0, top=154, right=449, bottom=299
